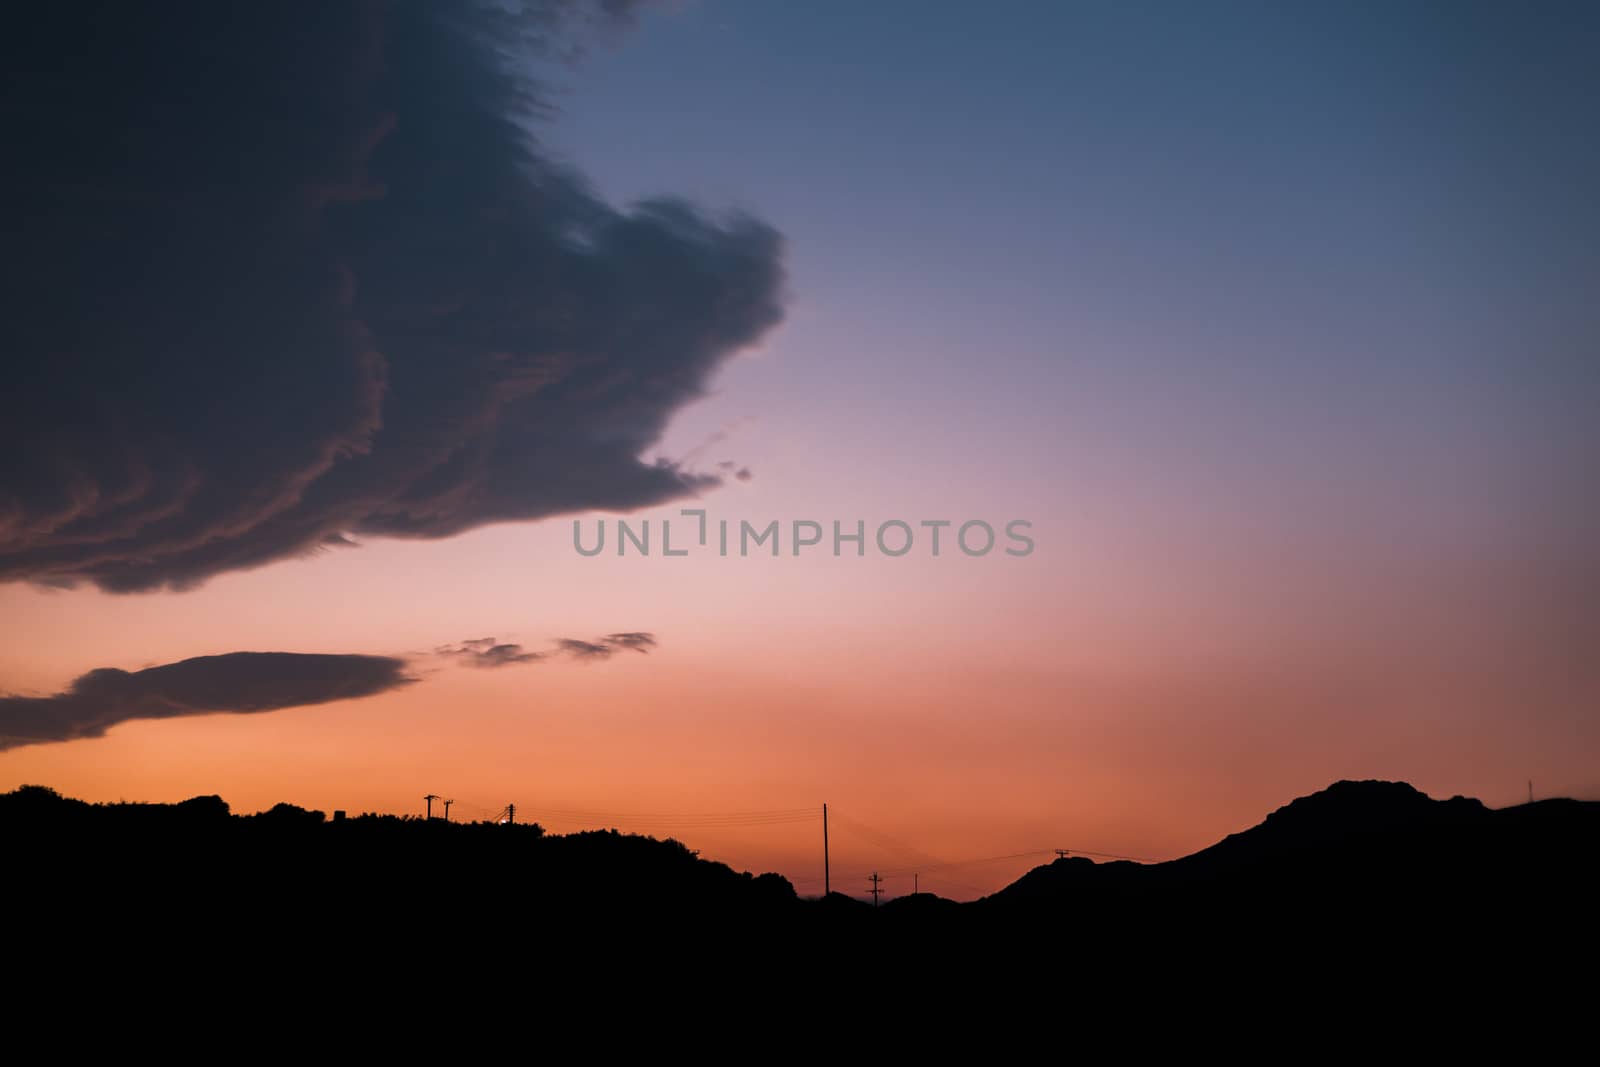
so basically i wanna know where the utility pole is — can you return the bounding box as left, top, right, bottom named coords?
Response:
left=443, top=798, right=454, bottom=822
left=507, top=802, right=515, bottom=825
left=823, top=803, right=830, bottom=897
left=914, top=873, right=919, bottom=896
left=1529, top=780, right=1534, bottom=804
left=868, top=872, right=884, bottom=907
left=423, top=794, right=439, bottom=820
left=1056, top=849, right=1070, bottom=860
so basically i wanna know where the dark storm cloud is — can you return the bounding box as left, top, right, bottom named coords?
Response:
left=0, top=0, right=784, bottom=592
left=0, top=653, right=413, bottom=751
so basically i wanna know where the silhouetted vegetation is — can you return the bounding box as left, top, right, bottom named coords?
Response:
left=5, top=780, right=1593, bottom=970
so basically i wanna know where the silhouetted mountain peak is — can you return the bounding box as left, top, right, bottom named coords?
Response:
left=983, top=779, right=1536, bottom=908
left=1258, top=779, right=1485, bottom=833
left=1178, top=779, right=1489, bottom=872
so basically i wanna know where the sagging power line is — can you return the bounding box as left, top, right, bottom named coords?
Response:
left=405, top=791, right=1156, bottom=899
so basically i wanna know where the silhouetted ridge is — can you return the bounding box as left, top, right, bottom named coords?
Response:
left=4, top=780, right=1593, bottom=964
left=1253, top=778, right=1484, bottom=835
left=983, top=853, right=1145, bottom=905
left=981, top=778, right=1596, bottom=938
left=1169, top=778, right=1489, bottom=875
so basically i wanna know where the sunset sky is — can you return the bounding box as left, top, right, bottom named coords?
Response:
left=3, top=1, right=1596, bottom=899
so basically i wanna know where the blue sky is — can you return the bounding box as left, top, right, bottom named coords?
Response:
left=547, top=1, right=1597, bottom=559
left=4, top=1, right=1595, bottom=877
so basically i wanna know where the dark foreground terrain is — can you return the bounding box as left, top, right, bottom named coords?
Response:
left=5, top=779, right=1595, bottom=980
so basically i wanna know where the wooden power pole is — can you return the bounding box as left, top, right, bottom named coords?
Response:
left=868, top=872, right=884, bottom=907
left=823, top=803, right=830, bottom=897
left=423, top=794, right=439, bottom=820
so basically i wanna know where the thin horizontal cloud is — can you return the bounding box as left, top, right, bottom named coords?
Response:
left=555, top=633, right=659, bottom=661
left=437, top=639, right=545, bottom=669
left=602, top=632, right=657, bottom=653
left=438, top=632, right=658, bottom=667
left=557, top=639, right=614, bottom=661
left=0, top=0, right=783, bottom=592
left=0, top=652, right=414, bottom=751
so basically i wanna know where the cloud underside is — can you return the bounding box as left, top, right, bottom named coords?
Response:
left=0, top=652, right=413, bottom=751
left=0, top=1, right=784, bottom=592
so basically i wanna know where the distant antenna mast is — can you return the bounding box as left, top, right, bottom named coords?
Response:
left=423, top=794, right=439, bottom=819
left=868, top=872, right=884, bottom=907
left=443, top=798, right=454, bottom=822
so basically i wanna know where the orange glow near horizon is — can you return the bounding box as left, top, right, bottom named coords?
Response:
left=5, top=2, right=1599, bottom=907
left=3, top=499, right=1594, bottom=901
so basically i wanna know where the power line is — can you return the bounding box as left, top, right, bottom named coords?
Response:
left=400, top=788, right=1156, bottom=897
left=1054, top=846, right=1157, bottom=863
left=871, top=849, right=1057, bottom=878
left=508, top=806, right=819, bottom=825
left=827, top=808, right=988, bottom=893
left=508, top=805, right=819, bottom=830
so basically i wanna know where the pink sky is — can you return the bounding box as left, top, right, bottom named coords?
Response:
left=4, top=2, right=1597, bottom=902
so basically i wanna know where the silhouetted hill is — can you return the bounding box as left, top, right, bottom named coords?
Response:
left=1168, top=778, right=1488, bottom=872
left=5, top=779, right=1594, bottom=968
left=1, top=785, right=798, bottom=931
left=978, top=779, right=1599, bottom=949
left=880, top=890, right=962, bottom=917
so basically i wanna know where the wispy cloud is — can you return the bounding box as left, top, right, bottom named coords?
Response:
left=601, top=632, right=658, bottom=653
left=444, top=632, right=659, bottom=666
left=558, top=632, right=660, bottom=661
left=437, top=639, right=546, bottom=669
left=557, top=639, right=615, bottom=661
